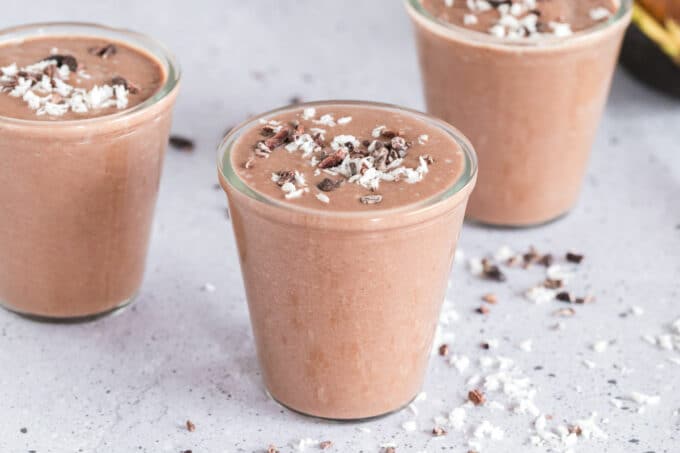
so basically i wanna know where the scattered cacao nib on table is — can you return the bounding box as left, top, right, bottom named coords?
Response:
left=468, top=389, right=486, bottom=406
left=169, top=135, right=195, bottom=151
left=467, top=245, right=596, bottom=318
left=481, top=259, right=506, bottom=282
left=566, top=252, right=585, bottom=264
left=476, top=305, right=491, bottom=315
left=432, top=426, right=447, bottom=437
left=481, top=293, right=498, bottom=304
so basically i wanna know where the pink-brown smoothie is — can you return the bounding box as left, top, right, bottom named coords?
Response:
left=407, top=0, right=631, bottom=226
left=219, top=102, right=477, bottom=419
left=0, top=24, right=179, bottom=319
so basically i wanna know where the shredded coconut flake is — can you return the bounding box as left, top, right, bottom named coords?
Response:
left=464, top=14, right=478, bottom=25
left=589, top=7, right=611, bottom=21
left=302, top=107, right=316, bottom=120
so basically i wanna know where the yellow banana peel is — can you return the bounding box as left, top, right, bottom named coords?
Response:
left=632, top=1, right=680, bottom=63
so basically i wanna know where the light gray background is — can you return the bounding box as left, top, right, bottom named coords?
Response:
left=0, top=1, right=679, bottom=452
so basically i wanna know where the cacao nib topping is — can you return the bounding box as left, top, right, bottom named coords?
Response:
left=261, top=125, right=277, bottom=137
left=264, top=127, right=293, bottom=149
left=317, top=178, right=343, bottom=192
left=249, top=110, right=438, bottom=205
left=317, top=149, right=348, bottom=169
left=274, top=170, right=296, bottom=186
left=111, top=76, right=139, bottom=94
left=89, top=43, right=118, bottom=59
left=255, top=141, right=272, bottom=157
left=44, top=54, right=78, bottom=72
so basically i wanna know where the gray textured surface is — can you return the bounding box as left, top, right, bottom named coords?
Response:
left=1, top=1, right=679, bottom=452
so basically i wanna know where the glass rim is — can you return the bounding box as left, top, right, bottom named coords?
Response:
left=217, top=100, right=478, bottom=220
left=404, top=0, right=632, bottom=48
left=0, top=21, right=180, bottom=127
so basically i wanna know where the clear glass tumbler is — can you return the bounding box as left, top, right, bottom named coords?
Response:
left=0, top=23, right=181, bottom=321
left=218, top=101, right=477, bottom=420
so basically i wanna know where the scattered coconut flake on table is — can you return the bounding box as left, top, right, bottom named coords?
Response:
left=401, top=420, right=418, bottom=432
left=468, top=257, right=484, bottom=276
left=626, top=391, right=661, bottom=406
left=494, top=245, right=515, bottom=261
left=546, top=264, right=573, bottom=282
left=592, top=340, right=609, bottom=353
left=525, top=286, right=556, bottom=304
left=202, top=283, right=216, bottom=292
left=449, top=354, right=470, bottom=373
left=582, top=359, right=597, bottom=369
left=519, top=339, right=533, bottom=352
left=629, top=306, right=645, bottom=316
left=290, top=438, right=319, bottom=451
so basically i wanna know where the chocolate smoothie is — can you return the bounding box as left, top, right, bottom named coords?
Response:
left=218, top=101, right=477, bottom=420
left=0, top=23, right=180, bottom=320
left=406, top=0, right=632, bottom=226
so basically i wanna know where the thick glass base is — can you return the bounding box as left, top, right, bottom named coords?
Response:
left=268, top=391, right=418, bottom=423
left=465, top=209, right=571, bottom=230
left=0, top=294, right=137, bottom=324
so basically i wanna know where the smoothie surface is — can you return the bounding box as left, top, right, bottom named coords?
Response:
left=0, top=36, right=165, bottom=120
left=227, top=103, right=468, bottom=212
left=419, top=0, right=620, bottom=38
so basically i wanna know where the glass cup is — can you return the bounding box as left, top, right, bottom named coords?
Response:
left=218, top=101, right=477, bottom=420
left=0, top=23, right=181, bottom=321
left=405, top=0, right=632, bottom=226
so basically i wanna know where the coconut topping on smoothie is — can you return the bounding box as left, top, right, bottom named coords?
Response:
left=0, top=37, right=164, bottom=120
left=229, top=104, right=467, bottom=211
left=421, top=0, right=619, bottom=38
